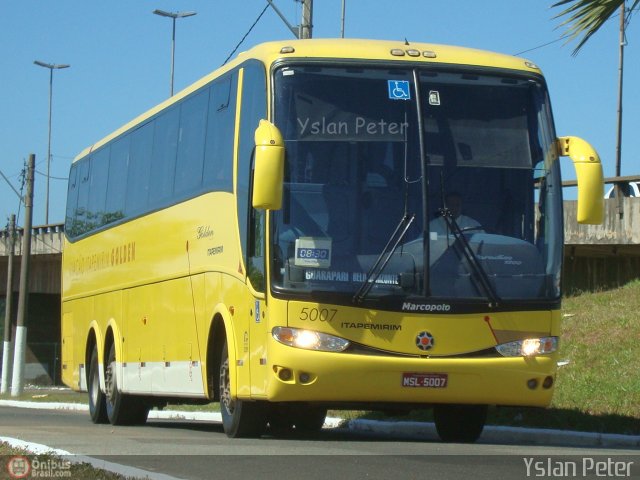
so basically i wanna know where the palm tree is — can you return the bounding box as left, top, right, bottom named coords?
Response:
left=553, top=0, right=639, bottom=53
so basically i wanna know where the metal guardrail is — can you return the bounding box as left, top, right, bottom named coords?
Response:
left=562, top=174, right=640, bottom=188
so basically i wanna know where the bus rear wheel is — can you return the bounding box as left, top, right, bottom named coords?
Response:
left=219, top=341, right=266, bottom=438
left=104, top=343, right=150, bottom=426
left=87, top=344, right=108, bottom=424
left=433, top=404, right=487, bottom=443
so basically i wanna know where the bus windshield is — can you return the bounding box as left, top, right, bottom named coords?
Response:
left=271, top=65, right=563, bottom=308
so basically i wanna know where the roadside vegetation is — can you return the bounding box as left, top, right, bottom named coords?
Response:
left=0, top=442, right=136, bottom=480
left=548, top=279, right=640, bottom=433
left=1, top=281, right=639, bottom=436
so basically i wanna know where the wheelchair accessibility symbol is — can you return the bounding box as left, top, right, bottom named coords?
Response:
left=388, top=80, right=411, bottom=100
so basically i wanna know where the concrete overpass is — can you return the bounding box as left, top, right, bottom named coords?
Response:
left=0, top=224, right=63, bottom=293
left=564, top=197, right=640, bottom=291
left=0, top=224, right=63, bottom=385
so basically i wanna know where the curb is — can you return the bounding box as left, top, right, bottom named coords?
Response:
left=346, top=419, right=640, bottom=448
left=1, top=399, right=639, bottom=448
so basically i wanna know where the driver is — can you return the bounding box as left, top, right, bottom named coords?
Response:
left=430, top=192, right=481, bottom=234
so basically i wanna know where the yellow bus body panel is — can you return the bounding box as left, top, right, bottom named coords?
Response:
left=62, top=193, right=245, bottom=395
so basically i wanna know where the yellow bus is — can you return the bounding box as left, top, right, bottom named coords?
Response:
left=61, top=39, right=603, bottom=442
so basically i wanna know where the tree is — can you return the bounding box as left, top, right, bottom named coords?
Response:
left=553, top=0, right=639, bottom=53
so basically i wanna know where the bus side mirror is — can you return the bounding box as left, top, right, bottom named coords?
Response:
left=556, top=136, right=604, bottom=224
left=253, top=120, right=285, bottom=210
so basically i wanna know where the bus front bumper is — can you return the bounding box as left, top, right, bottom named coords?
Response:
left=263, top=340, right=557, bottom=407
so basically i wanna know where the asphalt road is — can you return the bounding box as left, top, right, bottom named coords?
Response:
left=1, top=406, right=638, bottom=480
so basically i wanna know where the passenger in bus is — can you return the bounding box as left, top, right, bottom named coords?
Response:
left=429, top=192, right=482, bottom=234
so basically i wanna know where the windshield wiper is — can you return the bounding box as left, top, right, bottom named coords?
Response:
left=439, top=208, right=500, bottom=307
left=352, top=213, right=415, bottom=304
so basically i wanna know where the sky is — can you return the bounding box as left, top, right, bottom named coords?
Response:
left=1, top=0, right=638, bottom=228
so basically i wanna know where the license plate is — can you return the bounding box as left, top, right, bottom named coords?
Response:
left=402, top=372, right=448, bottom=388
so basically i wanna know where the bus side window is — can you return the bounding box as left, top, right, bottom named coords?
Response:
left=65, top=164, right=79, bottom=236
left=75, top=160, right=91, bottom=235
left=203, top=74, right=236, bottom=192
left=125, top=121, right=154, bottom=217
left=105, top=136, right=129, bottom=225
left=248, top=209, right=265, bottom=291
left=87, top=147, right=109, bottom=231
left=174, top=89, right=209, bottom=196
left=237, top=61, right=267, bottom=288
left=149, top=106, right=180, bottom=206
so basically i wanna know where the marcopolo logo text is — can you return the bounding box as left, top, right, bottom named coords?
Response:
left=402, top=302, right=451, bottom=312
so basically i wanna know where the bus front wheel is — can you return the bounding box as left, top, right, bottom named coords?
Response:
left=433, top=404, right=487, bottom=443
left=219, top=341, right=266, bottom=438
left=87, top=344, right=108, bottom=424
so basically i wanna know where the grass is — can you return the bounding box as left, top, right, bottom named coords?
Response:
left=0, top=389, right=87, bottom=404
left=554, top=281, right=640, bottom=419
left=0, top=442, right=138, bottom=480
left=2, top=281, right=639, bottom=436
left=547, top=279, right=640, bottom=433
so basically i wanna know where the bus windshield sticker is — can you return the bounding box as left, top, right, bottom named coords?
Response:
left=388, top=80, right=411, bottom=100
left=428, top=90, right=441, bottom=106
left=294, top=237, right=332, bottom=268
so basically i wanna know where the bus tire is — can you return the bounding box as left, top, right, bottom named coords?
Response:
left=88, top=344, right=108, bottom=424
left=104, top=342, right=150, bottom=426
left=433, top=404, right=487, bottom=443
left=219, top=341, right=266, bottom=438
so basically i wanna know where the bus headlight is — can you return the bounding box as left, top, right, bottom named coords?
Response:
left=495, top=336, right=558, bottom=357
left=272, top=327, right=350, bottom=352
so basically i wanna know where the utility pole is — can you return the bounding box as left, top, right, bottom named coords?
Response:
left=300, top=0, right=313, bottom=39
left=1, top=215, right=16, bottom=394
left=11, top=155, right=35, bottom=397
left=614, top=2, right=626, bottom=218
left=267, top=0, right=312, bottom=39
left=152, top=9, right=197, bottom=97
left=341, top=0, right=346, bottom=38
left=34, top=61, right=70, bottom=225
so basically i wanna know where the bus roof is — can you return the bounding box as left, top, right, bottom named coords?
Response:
left=75, top=38, right=541, bottom=161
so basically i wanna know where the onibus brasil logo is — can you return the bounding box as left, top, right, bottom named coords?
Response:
left=6, top=456, right=31, bottom=479
left=6, top=455, right=72, bottom=478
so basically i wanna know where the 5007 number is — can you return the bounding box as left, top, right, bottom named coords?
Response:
left=299, top=307, right=337, bottom=322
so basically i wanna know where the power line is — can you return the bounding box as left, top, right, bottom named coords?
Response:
left=15, top=163, right=26, bottom=227
left=35, top=170, right=68, bottom=181
left=222, top=3, right=270, bottom=66
left=514, top=6, right=637, bottom=57
left=51, top=154, right=75, bottom=161
left=514, top=34, right=570, bottom=56
left=0, top=169, right=23, bottom=200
